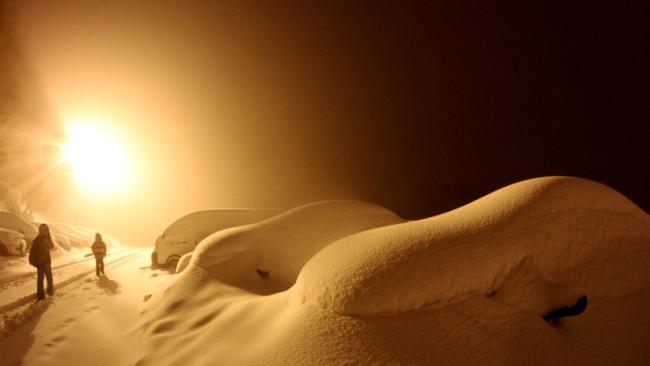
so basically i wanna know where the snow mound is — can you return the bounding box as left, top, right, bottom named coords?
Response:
left=294, top=176, right=650, bottom=314
left=190, top=200, right=404, bottom=294
left=138, top=177, right=650, bottom=365
left=0, top=211, right=37, bottom=241
left=51, top=233, right=72, bottom=251
left=175, top=252, right=192, bottom=273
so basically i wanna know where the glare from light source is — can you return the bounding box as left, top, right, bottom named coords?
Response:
left=62, top=120, right=133, bottom=194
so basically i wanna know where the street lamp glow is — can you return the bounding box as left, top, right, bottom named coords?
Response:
left=62, top=121, right=133, bottom=194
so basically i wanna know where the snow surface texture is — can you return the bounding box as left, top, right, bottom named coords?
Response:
left=190, top=200, right=403, bottom=294
left=0, top=211, right=38, bottom=241
left=175, top=252, right=192, bottom=273
left=138, top=177, right=650, bottom=365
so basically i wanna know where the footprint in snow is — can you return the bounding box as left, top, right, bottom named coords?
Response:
left=44, top=335, right=66, bottom=348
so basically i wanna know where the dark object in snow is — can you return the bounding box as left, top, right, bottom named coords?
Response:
left=30, top=224, right=55, bottom=300
left=92, top=233, right=107, bottom=277
left=543, top=295, right=588, bottom=322
left=256, top=268, right=270, bottom=278
left=29, top=224, right=54, bottom=267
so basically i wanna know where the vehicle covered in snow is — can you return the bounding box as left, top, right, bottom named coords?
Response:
left=51, top=233, right=72, bottom=251
left=48, top=223, right=91, bottom=249
left=0, top=228, right=27, bottom=256
left=0, top=210, right=38, bottom=244
left=152, top=209, right=280, bottom=269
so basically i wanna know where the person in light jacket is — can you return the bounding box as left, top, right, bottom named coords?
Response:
left=29, top=224, right=55, bottom=300
left=91, top=233, right=107, bottom=276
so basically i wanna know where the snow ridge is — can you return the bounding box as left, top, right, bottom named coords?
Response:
left=293, top=177, right=650, bottom=315
left=138, top=177, right=650, bottom=365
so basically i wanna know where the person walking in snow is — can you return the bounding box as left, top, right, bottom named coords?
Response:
left=91, top=233, right=107, bottom=276
left=29, top=223, right=55, bottom=300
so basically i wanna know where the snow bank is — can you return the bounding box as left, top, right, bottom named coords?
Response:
left=51, top=233, right=72, bottom=251
left=175, top=252, right=192, bottom=273
left=190, top=200, right=404, bottom=294
left=138, top=177, right=650, bottom=365
left=154, top=209, right=281, bottom=267
left=49, top=223, right=89, bottom=249
left=294, top=176, right=650, bottom=314
left=0, top=211, right=37, bottom=241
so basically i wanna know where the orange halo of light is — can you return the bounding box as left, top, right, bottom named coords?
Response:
left=61, top=120, right=133, bottom=194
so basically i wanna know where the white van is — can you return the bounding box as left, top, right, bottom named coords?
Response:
left=151, top=209, right=280, bottom=269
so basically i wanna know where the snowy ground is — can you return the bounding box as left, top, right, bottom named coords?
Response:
left=0, top=249, right=174, bottom=366
left=0, top=247, right=86, bottom=279
left=0, top=248, right=139, bottom=312
left=0, top=177, right=648, bottom=365
left=139, top=177, right=650, bottom=365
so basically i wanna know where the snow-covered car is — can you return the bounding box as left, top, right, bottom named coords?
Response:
left=49, top=223, right=90, bottom=249
left=0, top=210, right=38, bottom=244
left=0, top=228, right=27, bottom=256
left=152, top=209, right=280, bottom=269
left=51, top=233, right=72, bottom=251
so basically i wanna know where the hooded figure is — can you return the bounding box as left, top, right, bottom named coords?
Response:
left=91, top=233, right=107, bottom=276
left=29, top=224, right=55, bottom=299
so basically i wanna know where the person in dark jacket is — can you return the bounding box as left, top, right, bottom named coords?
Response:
left=29, top=224, right=55, bottom=300
left=91, top=233, right=107, bottom=276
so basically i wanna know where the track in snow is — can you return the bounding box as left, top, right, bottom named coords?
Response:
left=0, top=249, right=144, bottom=314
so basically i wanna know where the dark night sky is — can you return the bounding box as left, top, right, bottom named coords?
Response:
left=238, top=1, right=650, bottom=217
left=4, top=1, right=649, bottom=243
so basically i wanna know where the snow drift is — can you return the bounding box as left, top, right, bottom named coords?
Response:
left=190, top=200, right=403, bottom=294
left=137, top=177, right=650, bottom=365
left=294, top=176, right=650, bottom=315
left=0, top=211, right=37, bottom=241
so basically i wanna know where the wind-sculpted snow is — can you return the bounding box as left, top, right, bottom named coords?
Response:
left=138, top=177, right=650, bottom=365
left=175, top=252, right=192, bottom=273
left=190, top=200, right=404, bottom=294
left=294, top=176, right=650, bottom=314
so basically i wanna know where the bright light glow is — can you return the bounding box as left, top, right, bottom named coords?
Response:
left=62, top=121, right=133, bottom=194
